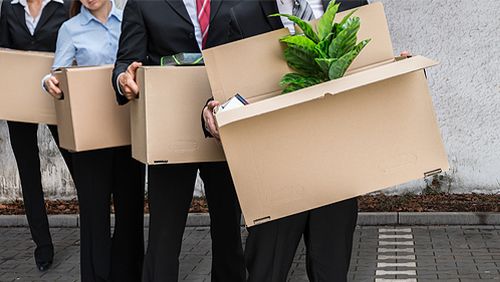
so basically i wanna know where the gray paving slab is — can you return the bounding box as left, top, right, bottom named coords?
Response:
left=1, top=226, right=499, bottom=281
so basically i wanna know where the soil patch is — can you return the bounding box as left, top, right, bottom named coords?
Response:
left=0, top=194, right=498, bottom=215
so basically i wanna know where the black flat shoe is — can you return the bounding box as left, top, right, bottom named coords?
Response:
left=36, top=261, right=52, bottom=272
left=34, top=244, right=54, bottom=272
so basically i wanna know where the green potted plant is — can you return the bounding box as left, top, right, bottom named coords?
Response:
left=271, top=1, right=371, bottom=93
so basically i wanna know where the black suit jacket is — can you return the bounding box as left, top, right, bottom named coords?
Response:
left=0, top=0, right=69, bottom=51
left=112, top=0, right=238, bottom=105
left=228, top=0, right=368, bottom=41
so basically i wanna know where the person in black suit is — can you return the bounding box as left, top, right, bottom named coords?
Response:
left=0, top=0, right=71, bottom=272
left=202, top=0, right=366, bottom=281
left=112, top=1, right=245, bottom=281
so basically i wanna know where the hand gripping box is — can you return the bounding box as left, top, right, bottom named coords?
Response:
left=131, top=66, right=225, bottom=164
left=0, top=49, right=56, bottom=124
left=202, top=2, right=449, bottom=226
left=54, top=65, right=131, bottom=151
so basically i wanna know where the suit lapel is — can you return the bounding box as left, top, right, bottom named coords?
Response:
left=12, top=3, right=31, bottom=36
left=164, top=0, right=193, bottom=25
left=259, top=0, right=283, bottom=30
left=321, top=0, right=330, bottom=10
left=34, top=1, right=59, bottom=34
left=209, top=0, right=222, bottom=23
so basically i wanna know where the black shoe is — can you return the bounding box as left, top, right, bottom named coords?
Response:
left=36, top=261, right=52, bottom=272
left=34, top=244, right=54, bottom=272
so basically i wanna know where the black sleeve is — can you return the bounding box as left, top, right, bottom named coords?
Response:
left=0, top=1, right=11, bottom=48
left=201, top=97, right=214, bottom=138
left=112, top=0, right=148, bottom=105
left=200, top=5, right=245, bottom=138
left=200, top=5, right=242, bottom=138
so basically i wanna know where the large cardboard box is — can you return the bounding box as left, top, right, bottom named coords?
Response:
left=202, top=2, right=449, bottom=226
left=0, top=49, right=56, bottom=124
left=131, top=66, right=225, bottom=164
left=54, top=65, right=131, bottom=151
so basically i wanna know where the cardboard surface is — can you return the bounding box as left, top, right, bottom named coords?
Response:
left=132, top=66, right=225, bottom=164
left=202, top=3, right=449, bottom=226
left=203, top=2, right=394, bottom=103
left=54, top=65, right=131, bottom=152
left=0, top=49, right=57, bottom=124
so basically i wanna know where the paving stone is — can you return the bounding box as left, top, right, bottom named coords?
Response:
left=1, top=226, right=500, bottom=281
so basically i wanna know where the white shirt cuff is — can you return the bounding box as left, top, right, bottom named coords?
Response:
left=116, top=73, right=125, bottom=96
left=41, top=73, right=52, bottom=95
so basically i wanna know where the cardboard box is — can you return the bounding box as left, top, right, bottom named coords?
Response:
left=131, top=66, right=225, bottom=164
left=202, top=2, right=449, bottom=226
left=54, top=65, right=131, bottom=151
left=0, top=49, right=56, bottom=124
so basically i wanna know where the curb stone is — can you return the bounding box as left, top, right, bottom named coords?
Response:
left=0, top=212, right=499, bottom=227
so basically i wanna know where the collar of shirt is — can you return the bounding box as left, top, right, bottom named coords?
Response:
left=11, top=0, right=64, bottom=5
left=182, top=0, right=203, bottom=50
left=276, top=0, right=324, bottom=34
left=80, top=0, right=122, bottom=26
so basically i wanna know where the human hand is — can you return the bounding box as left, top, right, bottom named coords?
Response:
left=44, top=75, right=63, bottom=99
left=118, top=61, right=142, bottom=100
left=203, top=100, right=221, bottom=140
left=400, top=50, right=411, bottom=58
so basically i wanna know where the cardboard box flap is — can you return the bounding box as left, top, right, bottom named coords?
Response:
left=216, top=55, right=438, bottom=127
left=57, top=64, right=113, bottom=73
left=0, top=48, right=53, bottom=58
left=203, top=2, right=394, bottom=103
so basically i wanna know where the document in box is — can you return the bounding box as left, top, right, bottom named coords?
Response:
left=216, top=94, right=249, bottom=113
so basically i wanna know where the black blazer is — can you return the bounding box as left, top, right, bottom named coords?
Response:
left=112, top=0, right=238, bottom=105
left=0, top=0, right=69, bottom=51
left=228, top=0, right=368, bottom=41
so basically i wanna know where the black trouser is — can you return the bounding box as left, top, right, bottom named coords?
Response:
left=245, top=198, right=358, bottom=282
left=71, top=146, right=145, bottom=282
left=142, top=162, right=245, bottom=282
left=6, top=121, right=73, bottom=264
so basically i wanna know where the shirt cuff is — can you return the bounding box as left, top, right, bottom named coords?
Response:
left=41, top=73, right=52, bottom=95
left=116, top=73, right=125, bottom=96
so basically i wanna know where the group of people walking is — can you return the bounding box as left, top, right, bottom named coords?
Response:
left=0, top=0, right=368, bottom=281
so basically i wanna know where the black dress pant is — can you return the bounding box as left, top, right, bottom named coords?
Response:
left=142, top=162, right=245, bottom=282
left=71, top=146, right=145, bottom=282
left=6, top=121, right=73, bottom=264
left=245, top=198, right=358, bottom=282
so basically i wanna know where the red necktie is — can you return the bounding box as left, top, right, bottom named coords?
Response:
left=196, top=0, right=211, bottom=49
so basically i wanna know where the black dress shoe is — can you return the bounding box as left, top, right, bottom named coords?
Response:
left=36, top=261, right=52, bottom=272
left=34, top=244, right=54, bottom=272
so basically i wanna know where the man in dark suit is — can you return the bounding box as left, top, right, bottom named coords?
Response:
left=0, top=0, right=71, bottom=272
left=202, top=0, right=367, bottom=281
left=111, top=1, right=245, bottom=281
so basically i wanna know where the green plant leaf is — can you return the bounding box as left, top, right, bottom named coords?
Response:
left=315, top=33, right=333, bottom=58
left=328, top=38, right=371, bottom=79
left=317, top=2, right=340, bottom=40
left=315, top=58, right=337, bottom=74
left=280, top=35, right=319, bottom=56
left=279, top=73, right=324, bottom=94
left=284, top=45, right=322, bottom=76
left=270, top=13, right=319, bottom=43
left=335, top=9, right=358, bottom=34
left=328, top=17, right=360, bottom=58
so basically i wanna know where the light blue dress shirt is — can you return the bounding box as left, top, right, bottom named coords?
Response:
left=52, top=1, right=122, bottom=69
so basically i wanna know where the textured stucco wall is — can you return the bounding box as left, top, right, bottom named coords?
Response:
left=380, top=0, right=500, bottom=194
left=0, top=0, right=499, bottom=201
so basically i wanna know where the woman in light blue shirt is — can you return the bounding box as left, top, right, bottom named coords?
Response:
left=43, top=1, right=145, bottom=281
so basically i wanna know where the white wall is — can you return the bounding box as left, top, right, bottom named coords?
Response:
left=380, top=0, right=500, bottom=194
left=1, top=0, right=499, bottom=201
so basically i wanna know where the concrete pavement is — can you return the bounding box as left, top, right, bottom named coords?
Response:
left=0, top=225, right=499, bottom=281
